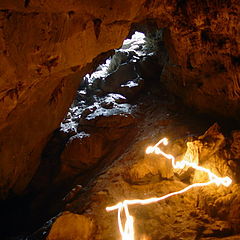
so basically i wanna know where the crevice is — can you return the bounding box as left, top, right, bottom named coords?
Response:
left=24, top=0, right=30, bottom=8
left=93, top=18, right=102, bottom=39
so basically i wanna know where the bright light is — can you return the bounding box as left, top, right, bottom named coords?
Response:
left=106, top=138, right=232, bottom=240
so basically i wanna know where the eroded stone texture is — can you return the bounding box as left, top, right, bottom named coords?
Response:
left=50, top=94, right=240, bottom=240
left=61, top=132, right=106, bottom=172
left=166, top=123, right=240, bottom=235
left=159, top=1, right=240, bottom=118
left=0, top=0, right=239, bottom=199
left=59, top=112, right=137, bottom=182
left=0, top=0, right=145, bottom=198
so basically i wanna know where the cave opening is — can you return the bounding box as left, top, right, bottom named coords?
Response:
left=1, top=20, right=240, bottom=240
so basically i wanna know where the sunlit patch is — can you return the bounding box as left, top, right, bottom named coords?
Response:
left=106, top=138, right=232, bottom=240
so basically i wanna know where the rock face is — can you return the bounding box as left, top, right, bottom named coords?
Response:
left=160, top=1, right=240, bottom=118
left=59, top=112, right=137, bottom=182
left=0, top=0, right=145, bottom=198
left=48, top=93, right=240, bottom=240
left=0, top=0, right=239, bottom=198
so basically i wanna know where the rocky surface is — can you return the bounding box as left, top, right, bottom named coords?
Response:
left=0, top=0, right=239, bottom=199
left=42, top=90, right=240, bottom=240
left=58, top=108, right=137, bottom=184
left=0, top=0, right=145, bottom=198
left=2, top=56, right=240, bottom=239
left=2, top=59, right=142, bottom=238
left=160, top=1, right=240, bottom=118
left=46, top=212, right=94, bottom=240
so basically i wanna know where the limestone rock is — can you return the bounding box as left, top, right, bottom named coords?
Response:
left=176, top=123, right=228, bottom=182
left=201, top=235, right=240, bottom=240
left=101, top=62, right=138, bottom=93
left=47, top=212, right=94, bottom=240
left=118, top=78, right=145, bottom=99
left=160, top=1, right=240, bottom=118
left=80, top=112, right=136, bottom=129
left=175, top=140, right=201, bottom=180
left=0, top=0, right=239, bottom=199
left=198, top=123, right=226, bottom=160
left=0, top=0, right=145, bottom=198
left=59, top=108, right=137, bottom=181
left=101, top=93, right=128, bottom=105
left=61, top=132, right=106, bottom=172
left=202, top=220, right=232, bottom=237
left=100, top=59, right=145, bottom=99
left=125, top=154, right=174, bottom=184
left=182, top=124, right=240, bottom=231
left=46, top=96, right=240, bottom=240
left=230, top=130, right=240, bottom=160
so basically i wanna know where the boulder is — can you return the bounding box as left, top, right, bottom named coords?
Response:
left=118, top=78, right=144, bottom=99
left=47, top=212, right=94, bottom=240
left=125, top=154, right=174, bottom=184
left=81, top=113, right=136, bottom=128
left=101, top=62, right=138, bottom=93
left=61, top=132, right=106, bottom=172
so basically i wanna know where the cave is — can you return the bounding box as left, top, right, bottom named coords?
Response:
left=0, top=1, right=240, bottom=240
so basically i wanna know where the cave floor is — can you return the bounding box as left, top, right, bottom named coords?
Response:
left=50, top=87, right=240, bottom=240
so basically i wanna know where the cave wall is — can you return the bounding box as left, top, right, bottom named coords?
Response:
left=0, top=0, right=146, bottom=198
left=0, top=0, right=239, bottom=199
left=158, top=1, right=240, bottom=118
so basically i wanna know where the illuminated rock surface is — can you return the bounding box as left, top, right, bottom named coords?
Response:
left=2, top=68, right=240, bottom=239
left=0, top=0, right=239, bottom=239
left=43, top=90, right=240, bottom=240
left=0, top=0, right=239, bottom=199
left=46, top=212, right=94, bottom=240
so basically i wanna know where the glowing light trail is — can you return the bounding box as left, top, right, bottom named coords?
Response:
left=145, top=138, right=231, bottom=187
left=106, top=138, right=232, bottom=240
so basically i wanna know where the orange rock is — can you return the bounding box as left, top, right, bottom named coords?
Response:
left=0, top=0, right=239, bottom=198
left=61, top=132, right=106, bottom=172
left=47, top=212, right=94, bottom=240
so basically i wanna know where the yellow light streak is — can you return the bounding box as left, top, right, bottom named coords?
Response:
left=106, top=138, right=232, bottom=240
